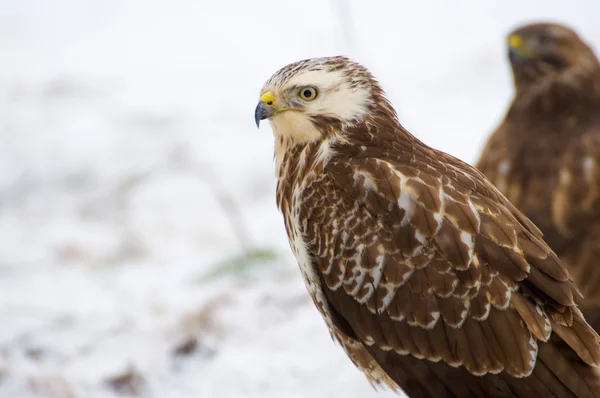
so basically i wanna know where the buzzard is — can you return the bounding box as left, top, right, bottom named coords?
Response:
left=476, top=23, right=600, bottom=332
left=255, top=56, right=600, bottom=397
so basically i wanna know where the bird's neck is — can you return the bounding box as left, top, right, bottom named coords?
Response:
left=511, top=62, right=600, bottom=115
left=274, top=136, right=331, bottom=213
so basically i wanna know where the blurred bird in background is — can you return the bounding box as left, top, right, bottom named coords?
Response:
left=476, top=22, right=600, bottom=332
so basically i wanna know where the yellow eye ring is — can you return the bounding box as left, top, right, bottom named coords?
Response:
left=297, top=86, right=318, bottom=101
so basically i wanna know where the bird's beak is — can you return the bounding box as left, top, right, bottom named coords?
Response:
left=507, top=34, right=537, bottom=62
left=254, top=91, right=276, bottom=128
left=508, top=35, right=524, bottom=62
left=255, top=102, right=275, bottom=128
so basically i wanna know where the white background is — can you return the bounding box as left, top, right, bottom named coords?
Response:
left=1, top=1, right=599, bottom=397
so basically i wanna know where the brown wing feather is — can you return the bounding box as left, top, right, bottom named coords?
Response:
left=300, top=154, right=600, bottom=397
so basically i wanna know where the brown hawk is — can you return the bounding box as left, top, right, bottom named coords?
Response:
left=254, top=56, right=600, bottom=397
left=476, top=22, right=600, bottom=333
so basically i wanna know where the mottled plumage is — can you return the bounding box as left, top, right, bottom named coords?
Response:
left=476, top=23, right=600, bottom=333
left=255, top=55, right=600, bottom=397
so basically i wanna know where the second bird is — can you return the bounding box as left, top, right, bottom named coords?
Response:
left=476, top=22, right=600, bottom=331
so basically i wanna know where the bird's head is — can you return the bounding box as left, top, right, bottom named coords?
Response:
left=255, top=56, right=391, bottom=146
left=506, top=22, right=598, bottom=88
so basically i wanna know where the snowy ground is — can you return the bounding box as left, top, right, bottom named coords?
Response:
left=1, top=1, right=600, bottom=397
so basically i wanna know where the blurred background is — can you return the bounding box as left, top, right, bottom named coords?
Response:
left=0, top=1, right=599, bottom=397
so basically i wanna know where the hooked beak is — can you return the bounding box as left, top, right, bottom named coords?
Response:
left=254, top=101, right=275, bottom=128
left=507, top=34, right=538, bottom=63
left=509, top=47, right=522, bottom=63
left=508, top=35, right=524, bottom=63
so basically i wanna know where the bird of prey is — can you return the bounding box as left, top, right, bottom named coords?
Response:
left=254, top=56, right=600, bottom=397
left=476, top=23, right=600, bottom=332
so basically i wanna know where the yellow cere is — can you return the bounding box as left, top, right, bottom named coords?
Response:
left=261, top=92, right=276, bottom=107
left=508, top=35, right=523, bottom=49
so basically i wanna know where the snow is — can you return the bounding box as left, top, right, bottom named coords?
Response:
left=1, top=1, right=599, bottom=397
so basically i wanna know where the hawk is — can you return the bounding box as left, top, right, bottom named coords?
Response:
left=254, top=56, right=600, bottom=397
left=476, top=23, right=600, bottom=332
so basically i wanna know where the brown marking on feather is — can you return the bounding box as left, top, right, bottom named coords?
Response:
left=511, top=292, right=552, bottom=341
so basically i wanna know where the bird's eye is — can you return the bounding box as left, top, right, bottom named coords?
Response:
left=297, top=86, right=318, bottom=101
